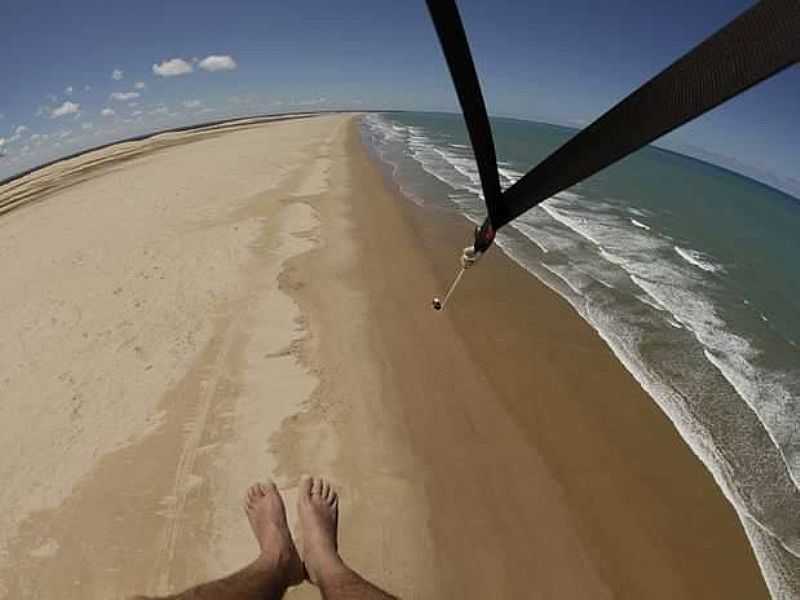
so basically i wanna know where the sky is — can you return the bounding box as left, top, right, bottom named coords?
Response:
left=1, top=0, right=797, bottom=197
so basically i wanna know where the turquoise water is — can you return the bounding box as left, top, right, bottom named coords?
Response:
left=361, top=111, right=800, bottom=598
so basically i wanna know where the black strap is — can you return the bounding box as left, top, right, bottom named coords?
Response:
left=425, top=0, right=503, bottom=227
left=428, top=0, right=800, bottom=232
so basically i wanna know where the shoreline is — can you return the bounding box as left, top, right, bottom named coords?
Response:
left=345, top=117, right=770, bottom=597
left=358, top=110, right=800, bottom=597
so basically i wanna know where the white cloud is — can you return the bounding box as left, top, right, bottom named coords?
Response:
left=84, top=85, right=91, bottom=92
left=182, top=99, right=202, bottom=109
left=112, top=68, right=124, bottom=81
left=198, top=55, right=237, bottom=72
left=134, top=81, right=146, bottom=90
left=47, top=93, right=58, bottom=103
left=9, top=125, right=29, bottom=142
left=149, top=105, right=169, bottom=115
left=153, top=58, right=193, bottom=77
left=81, top=122, right=94, bottom=130
left=132, top=110, right=143, bottom=116
left=128, top=102, right=139, bottom=107
left=22, top=145, right=31, bottom=154
left=58, top=130, right=72, bottom=139
left=51, top=101, right=80, bottom=118
left=65, top=86, right=74, bottom=95
left=101, top=108, right=115, bottom=117
left=110, top=91, right=140, bottom=101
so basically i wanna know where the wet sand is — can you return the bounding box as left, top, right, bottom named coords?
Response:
left=0, top=114, right=768, bottom=599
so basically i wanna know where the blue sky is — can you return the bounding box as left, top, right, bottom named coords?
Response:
left=1, top=0, right=797, bottom=196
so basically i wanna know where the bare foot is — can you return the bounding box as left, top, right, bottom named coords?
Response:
left=298, top=475, right=344, bottom=585
left=244, top=481, right=304, bottom=586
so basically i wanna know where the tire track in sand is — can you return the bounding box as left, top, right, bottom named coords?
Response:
left=153, top=319, right=238, bottom=593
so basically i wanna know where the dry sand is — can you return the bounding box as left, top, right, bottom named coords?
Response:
left=0, top=114, right=768, bottom=599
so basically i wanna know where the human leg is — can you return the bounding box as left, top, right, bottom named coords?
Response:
left=298, top=476, right=396, bottom=600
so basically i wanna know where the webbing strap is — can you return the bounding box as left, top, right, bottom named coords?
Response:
left=425, top=0, right=503, bottom=227
left=427, top=0, right=800, bottom=231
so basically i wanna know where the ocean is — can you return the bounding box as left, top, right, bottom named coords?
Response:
left=361, top=111, right=800, bottom=598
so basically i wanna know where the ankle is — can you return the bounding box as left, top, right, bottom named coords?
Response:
left=316, top=557, right=359, bottom=591
left=314, top=553, right=352, bottom=588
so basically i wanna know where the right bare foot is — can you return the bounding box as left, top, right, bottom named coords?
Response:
left=298, top=475, right=343, bottom=585
left=244, top=481, right=304, bottom=586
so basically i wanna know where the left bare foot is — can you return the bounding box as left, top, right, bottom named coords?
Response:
left=244, top=481, right=304, bottom=586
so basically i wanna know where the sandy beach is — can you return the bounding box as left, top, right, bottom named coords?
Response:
left=0, top=114, right=768, bottom=598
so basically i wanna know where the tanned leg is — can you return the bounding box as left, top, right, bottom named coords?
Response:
left=298, top=475, right=397, bottom=600
left=135, top=481, right=304, bottom=600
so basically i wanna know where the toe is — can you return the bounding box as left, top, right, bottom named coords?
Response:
left=330, top=491, right=339, bottom=508
left=311, top=477, right=324, bottom=498
left=246, top=484, right=260, bottom=503
left=321, top=479, right=330, bottom=500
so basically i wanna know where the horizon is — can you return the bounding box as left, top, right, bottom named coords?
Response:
left=3, top=108, right=799, bottom=206
left=1, top=0, right=797, bottom=197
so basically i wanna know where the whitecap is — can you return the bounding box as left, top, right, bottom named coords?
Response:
left=674, top=246, right=725, bottom=273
